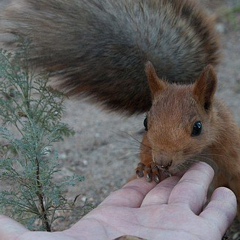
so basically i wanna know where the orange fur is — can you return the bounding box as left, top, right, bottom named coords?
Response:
left=137, top=62, right=240, bottom=216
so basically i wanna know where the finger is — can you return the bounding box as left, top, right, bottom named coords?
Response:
left=168, top=162, right=214, bottom=214
left=100, top=178, right=156, bottom=208
left=0, top=215, right=28, bottom=239
left=200, top=187, right=237, bottom=236
left=141, top=176, right=180, bottom=207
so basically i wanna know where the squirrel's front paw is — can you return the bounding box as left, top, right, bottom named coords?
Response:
left=135, top=162, right=161, bottom=183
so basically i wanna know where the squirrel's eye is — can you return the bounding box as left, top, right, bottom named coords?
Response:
left=191, top=121, right=202, bottom=137
left=143, top=117, right=148, bottom=131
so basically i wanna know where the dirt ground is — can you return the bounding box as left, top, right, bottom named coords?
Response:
left=0, top=0, right=240, bottom=238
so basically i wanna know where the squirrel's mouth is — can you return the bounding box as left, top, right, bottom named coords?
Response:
left=167, top=159, right=202, bottom=176
left=155, top=158, right=199, bottom=177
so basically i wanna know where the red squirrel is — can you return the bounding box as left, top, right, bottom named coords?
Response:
left=136, top=62, right=240, bottom=215
left=1, top=0, right=240, bottom=214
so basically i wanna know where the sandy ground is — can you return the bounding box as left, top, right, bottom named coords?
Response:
left=0, top=0, right=240, bottom=238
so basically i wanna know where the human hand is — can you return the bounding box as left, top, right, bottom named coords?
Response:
left=0, top=162, right=237, bottom=240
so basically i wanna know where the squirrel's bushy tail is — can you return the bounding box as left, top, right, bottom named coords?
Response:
left=0, top=0, right=220, bottom=114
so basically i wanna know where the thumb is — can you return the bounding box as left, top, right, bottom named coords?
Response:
left=200, top=187, right=237, bottom=236
left=0, top=215, right=29, bottom=240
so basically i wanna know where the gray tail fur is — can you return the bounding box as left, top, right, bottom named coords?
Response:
left=0, top=0, right=220, bottom=115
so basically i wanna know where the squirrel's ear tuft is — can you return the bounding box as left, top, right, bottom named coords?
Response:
left=145, top=61, right=166, bottom=99
left=193, top=65, right=217, bottom=111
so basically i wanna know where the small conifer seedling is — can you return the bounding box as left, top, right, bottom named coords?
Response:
left=0, top=47, right=84, bottom=231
